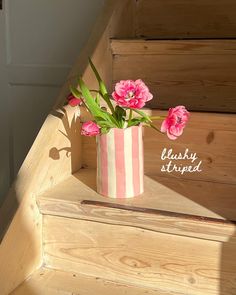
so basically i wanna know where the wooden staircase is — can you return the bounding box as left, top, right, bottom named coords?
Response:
left=1, top=1, right=236, bottom=294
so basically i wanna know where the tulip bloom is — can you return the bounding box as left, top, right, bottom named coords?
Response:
left=67, top=93, right=82, bottom=107
left=81, top=121, right=100, bottom=136
left=161, top=106, right=189, bottom=140
left=112, top=79, right=153, bottom=109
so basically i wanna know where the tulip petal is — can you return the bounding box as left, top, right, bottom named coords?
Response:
left=161, top=119, right=168, bottom=132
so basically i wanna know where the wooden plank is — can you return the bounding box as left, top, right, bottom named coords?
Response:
left=112, top=43, right=236, bottom=112
left=111, top=39, right=236, bottom=55
left=135, top=0, right=236, bottom=38
left=0, top=106, right=82, bottom=295
left=43, top=215, right=236, bottom=295
left=37, top=169, right=235, bottom=221
left=37, top=168, right=236, bottom=242
left=109, top=0, right=136, bottom=38
left=144, top=112, right=236, bottom=185
left=11, top=267, right=174, bottom=295
left=82, top=111, right=236, bottom=185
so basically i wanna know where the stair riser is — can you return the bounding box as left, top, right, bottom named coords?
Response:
left=113, top=48, right=236, bottom=112
left=82, top=110, right=236, bottom=187
left=43, top=215, right=236, bottom=295
left=39, top=200, right=236, bottom=243
left=135, top=0, right=236, bottom=39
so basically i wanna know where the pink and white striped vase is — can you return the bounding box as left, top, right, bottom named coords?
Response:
left=96, top=125, right=144, bottom=198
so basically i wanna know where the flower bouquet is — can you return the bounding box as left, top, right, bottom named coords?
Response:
left=68, top=59, right=189, bottom=198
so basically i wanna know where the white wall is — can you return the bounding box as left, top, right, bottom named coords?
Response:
left=0, top=0, right=104, bottom=205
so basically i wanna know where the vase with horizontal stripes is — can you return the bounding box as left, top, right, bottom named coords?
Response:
left=96, top=125, right=144, bottom=198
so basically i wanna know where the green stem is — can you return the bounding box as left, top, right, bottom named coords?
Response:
left=90, top=89, right=100, bottom=93
left=103, top=93, right=115, bottom=115
left=150, top=116, right=166, bottom=120
left=80, top=98, right=93, bottom=116
left=88, top=89, right=115, bottom=115
left=107, top=99, right=115, bottom=114
left=149, top=123, right=162, bottom=134
left=128, top=109, right=133, bottom=126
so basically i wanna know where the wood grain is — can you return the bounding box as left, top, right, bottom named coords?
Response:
left=82, top=110, right=236, bottom=186
left=43, top=215, right=236, bottom=295
left=11, top=267, right=175, bottom=295
left=112, top=40, right=236, bottom=112
left=109, top=0, right=136, bottom=38
left=135, top=0, right=236, bottom=38
left=37, top=168, right=236, bottom=242
left=111, top=39, right=236, bottom=55
left=0, top=106, right=82, bottom=295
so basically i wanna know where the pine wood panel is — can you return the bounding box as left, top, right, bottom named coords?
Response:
left=109, top=0, right=136, bottom=38
left=37, top=168, right=236, bottom=221
left=11, top=267, right=174, bottom=295
left=112, top=40, right=236, bottom=112
left=0, top=106, right=82, bottom=295
left=82, top=111, right=236, bottom=186
left=111, top=39, right=236, bottom=55
left=135, top=0, right=236, bottom=38
left=37, top=169, right=236, bottom=242
left=43, top=215, right=236, bottom=295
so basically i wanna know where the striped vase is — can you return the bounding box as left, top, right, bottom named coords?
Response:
left=96, top=125, right=144, bottom=198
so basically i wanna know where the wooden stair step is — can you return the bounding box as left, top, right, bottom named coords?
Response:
left=11, top=267, right=168, bottom=295
left=111, top=39, right=236, bottom=112
left=37, top=168, right=236, bottom=242
left=42, top=215, right=236, bottom=295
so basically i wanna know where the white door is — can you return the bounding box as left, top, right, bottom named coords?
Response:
left=0, top=0, right=103, bottom=204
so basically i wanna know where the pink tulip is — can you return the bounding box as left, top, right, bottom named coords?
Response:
left=81, top=121, right=100, bottom=136
left=161, top=106, right=190, bottom=140
left=112, top=79, right=153, bottom=109
left=67, top=93, right=82, bottom=107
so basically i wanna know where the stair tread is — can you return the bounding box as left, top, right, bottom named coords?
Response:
left=11, top=267, right=173, bottom=295
left=37, top=168, right=236, bottom=242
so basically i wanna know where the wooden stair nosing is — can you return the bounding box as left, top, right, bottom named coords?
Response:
left=38, top=198, right=236, bottom=243
left=37, top=169, right=236, bottom=243
left=11, top=267, right=175, bottom=295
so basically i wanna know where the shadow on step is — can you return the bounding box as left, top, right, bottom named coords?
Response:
left=149, top=175, right=236, bottom=294
left=49, top=105, right=236, bottom=294
left=50, top=106, right=81, bottom=174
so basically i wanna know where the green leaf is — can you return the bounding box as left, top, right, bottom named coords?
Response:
left=132, top=109, right=152, bottom=122
left=89, top=58, right=107, bottom=94
left=127, top=117, right=147, bottom=127
left=114, top=106, right=126, bottom=128
left=94, top=117, right=115, bottom=128
left=115, top=106, right=126, bottom=119
left=89, top=58, right=115, bottom=114
left=70, top=86, right=82, bottom=98
left=101, top=127, right=111, bottom=134
left=78, top=78, right=108, bottom=118
left=95, top=93, right=100, bottom=105
left=78, top=77, right=118, bottom=127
